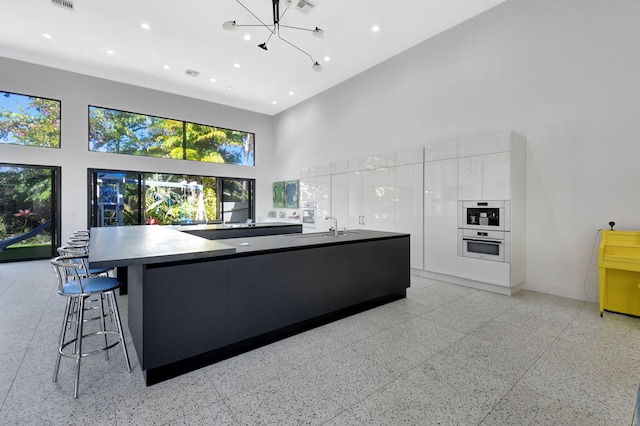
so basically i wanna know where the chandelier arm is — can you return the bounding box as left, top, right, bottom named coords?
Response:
left=235, top=0, right=272, bottom=28
left=277, top=29, right=316, bottom=64
left=278, top=24, right=315, bottom=32
left=263, top=30, right=275, bottom=45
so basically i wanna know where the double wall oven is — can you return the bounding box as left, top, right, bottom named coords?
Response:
left=458, top=200, right=510, bottom=262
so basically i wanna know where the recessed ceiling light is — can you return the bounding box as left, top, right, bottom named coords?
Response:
left=323, top=56, right=330, bottom=62
left=289, top=91, right=295, bottom=96
left=210, top=78, right=216, bottom=82
left=243, top=34, right=251, bottom=41
left=42, top=33, right=53, bottom=39
left=163, top=65, right=170, bottom=70
left=272, top=101, right=277, bottom=105
left=106, top=49, right=115, bottom=55
left=233, top=63, right=240, bottom=68
left=227, top=87, right=232, bottom=91
left=372, top=25, right=380, bottom=32
left=140, top=23, right=151, bottom=30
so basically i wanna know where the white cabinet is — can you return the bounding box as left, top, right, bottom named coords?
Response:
left=458, top=152, right=510, bottom=200
left=342, top=169, right=396, bottom=230
left=300, top=164, right=332, bottom=232
left=424, top=158, right=458, bottom=276
left=482, top=152, right=510, bottom=200
left=396, top=163, right=424, bottom=269
left=362, top=168, right=396, bottom=232
left=457, top=132, right=513, bottom=201
left=330, top=172, right=349, bottom=229
left=331, top=168, right=396, bottom=232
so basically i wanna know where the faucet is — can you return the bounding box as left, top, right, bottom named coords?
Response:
left=325, top=216, right=338, bottom=237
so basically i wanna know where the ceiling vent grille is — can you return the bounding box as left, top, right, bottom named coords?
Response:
left=185, top=69, right=200, bottom=77
left=51, top=0, right=74, bottom=11
left=294, top=0, right=316, bottom=14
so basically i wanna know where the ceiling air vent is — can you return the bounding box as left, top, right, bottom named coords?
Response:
left=51, top=0, right=74, bottom=11
left=293, top=0, right=316, bottom=14
left=185, top=69, right=200, bottom=78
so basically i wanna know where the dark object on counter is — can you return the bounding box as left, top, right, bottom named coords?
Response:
left=609, top=221, right=615, bottom=231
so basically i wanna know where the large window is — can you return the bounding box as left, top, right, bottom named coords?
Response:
left=0, top=91, right=61, bottom=148
left=89, top=169, right=254, bottom=227
left=0, top=164, right=60, bottom=262
left=89, top=106, right=255, bottom=166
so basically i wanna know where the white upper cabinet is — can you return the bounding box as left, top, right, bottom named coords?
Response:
left=457, top=132, right=511, bottom=157
left=457, top=155, right=483, bottom=200
left=396, top=146, right=424, bottom=166
left=457, top=132, right=516, bottom=201
left=425, top=139, right=458, bottom=161
left=482, top=151, right=511, bottom=200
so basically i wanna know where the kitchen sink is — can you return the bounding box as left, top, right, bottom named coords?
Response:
left=290, top=231, right=359, bottom=239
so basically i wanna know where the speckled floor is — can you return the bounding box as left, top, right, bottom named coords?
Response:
left=1, top=259, right=639, bottom=425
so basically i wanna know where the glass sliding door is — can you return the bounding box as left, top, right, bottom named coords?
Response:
left=90, top=170, right=142, bottom=227
left=221, top=178, right=254, bottom=224
left=0, top=164, right=60, bottom=262
left=90, top=169, right=255, bottom=227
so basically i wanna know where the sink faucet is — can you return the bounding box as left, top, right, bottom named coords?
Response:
left=325, top=216, right=338, bottom=237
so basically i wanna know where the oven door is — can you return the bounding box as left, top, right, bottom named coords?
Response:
left=301, top=207, right=316, bottom=229
left=458, top=229, right=510, bottom=262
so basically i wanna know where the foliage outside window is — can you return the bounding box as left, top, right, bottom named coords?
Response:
left=89, top=106, right=255, bottom=166
left=0, top=164, right=60, bottom=262
left=0, top=91, right=61, bottom=148
left=90, top=169, right=254, bottom=227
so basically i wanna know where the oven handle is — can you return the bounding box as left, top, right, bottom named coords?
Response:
left=462, top=238, right=502, bottom=244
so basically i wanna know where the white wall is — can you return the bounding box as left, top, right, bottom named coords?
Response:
left=273, top=0, right=640, bottom=301
left=0, top=57, right=275, bottom=241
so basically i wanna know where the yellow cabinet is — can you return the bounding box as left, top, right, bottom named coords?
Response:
left=598, top=230, right=640, bottom=317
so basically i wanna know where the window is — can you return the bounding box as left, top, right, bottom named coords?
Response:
left=89, top=106, right=255, bottom=166
left=0, top=91, right=61, bottom=148
left=0, top=164, right=60, bottom=262
left=89, top=169, right=254, bottom=227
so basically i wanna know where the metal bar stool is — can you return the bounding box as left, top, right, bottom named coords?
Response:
left=51, top=255, right=131, bottom=398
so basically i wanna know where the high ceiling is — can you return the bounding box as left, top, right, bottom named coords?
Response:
left=0, top=0, right=505, bottom=115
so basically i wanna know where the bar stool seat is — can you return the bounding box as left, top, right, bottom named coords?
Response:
left=61, top=276, right=120, bottom=294
left=51, top=255, right=131, bottom=398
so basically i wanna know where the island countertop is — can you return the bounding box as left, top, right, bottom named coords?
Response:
left=89, top=225, right=236, bottom=268
left=89, top=225, right=407, bottom=268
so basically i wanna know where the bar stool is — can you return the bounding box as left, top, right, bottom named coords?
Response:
left=51, top=255, right=131, bottom=398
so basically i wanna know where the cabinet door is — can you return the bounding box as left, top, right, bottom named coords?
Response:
left=347, top=171, right=363, bottom=228
left=330, top=173, right=349, bottom=230
left=315, top=174, right=332, bottom=232
left=361, top=168, right=396, bottom=232
left=396, top=163, right=424, bottom=269
left=482, top=152, right=510, bottom=200
left=424, top=159, right=458, bottom=276
left=457, top=155, right=482, bottom=200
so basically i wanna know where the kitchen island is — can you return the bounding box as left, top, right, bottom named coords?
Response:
left=89, top=226, right=410, bottom=385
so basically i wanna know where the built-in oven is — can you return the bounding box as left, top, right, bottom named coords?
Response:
left=458, top=200, right=510, bottom=231
left=458, top=229, right=511, bottom=262
left=300, top=201, right=316, bottom=229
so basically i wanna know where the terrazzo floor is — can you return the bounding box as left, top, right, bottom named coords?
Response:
left=1, top=259, right=640, bottom=425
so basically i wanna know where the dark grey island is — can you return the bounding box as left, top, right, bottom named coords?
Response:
left=89, top=225, right=410, bottom=385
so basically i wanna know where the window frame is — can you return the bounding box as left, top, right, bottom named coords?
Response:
left=88, top=105, right=255, bottom=166
left=0, top=90, right=62, bottom=149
